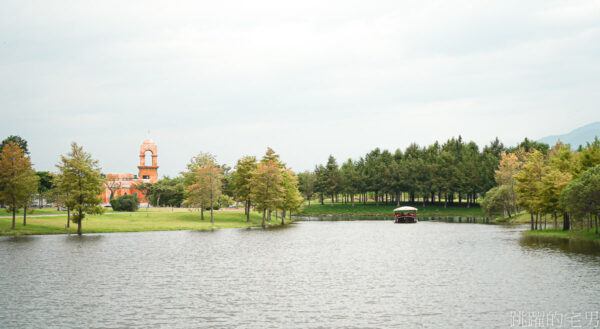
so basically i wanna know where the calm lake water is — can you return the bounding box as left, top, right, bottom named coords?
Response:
left=1, top=219, right=600, bottom=328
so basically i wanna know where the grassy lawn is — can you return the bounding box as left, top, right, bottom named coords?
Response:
left=0, top=208, right=68, bottom=216
left=298, top=201, right=484, bottom=217
left=523, top=229, right=600, bottom=243
left=0, top=210, right=286, bottom=236
left=0, top=206, right=235, bottom=218
left=494, top=211, right=531, bottom=224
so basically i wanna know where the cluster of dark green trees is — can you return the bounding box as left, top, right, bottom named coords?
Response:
left=299, top=136, right=520, bottom=208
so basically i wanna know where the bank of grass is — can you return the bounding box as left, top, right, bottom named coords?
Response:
left=298, top=201, right=484, bottom=217
left=523, top=229, right=600, bottom=243
left=1, top=208, right=68, bottom=216
left=0, top=206, right=212, bottom=218
left=0, top=210, right=286, bottom=236
left=493, top=211, right=531, bottom=224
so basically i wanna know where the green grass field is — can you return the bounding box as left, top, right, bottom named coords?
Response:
left=523, top=229, right=600, bottom=243
left=298, top=201, right=484, bottom=217
left=1, top=207, right=68, bottom=216
left=0, top=210, right=286, bottom=236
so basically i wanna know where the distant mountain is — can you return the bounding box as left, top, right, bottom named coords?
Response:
left=538, top=122, right=600, bottom=148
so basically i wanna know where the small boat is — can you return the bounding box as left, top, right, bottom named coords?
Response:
left=393, top=206, right=418, bottom=223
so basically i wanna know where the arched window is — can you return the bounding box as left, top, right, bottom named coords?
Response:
left=144, top=150, right=152, bottom=166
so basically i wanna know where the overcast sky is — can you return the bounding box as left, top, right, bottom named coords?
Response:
left=1, top=0, right=599, bottom=177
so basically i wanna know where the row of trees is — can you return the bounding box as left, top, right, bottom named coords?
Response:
left=1, top=135, right=304, bottom=233
left=298, top=136, right=512, bottom=208
left=483, top=138, right=600, bottom=232
left=0, top=136, right=105, bottom=235
left=179, top=148, right=303, bottom=228
left=132, top=148, right=304, bottom=228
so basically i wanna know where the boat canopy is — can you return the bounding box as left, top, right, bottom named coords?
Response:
left=393, top=206, right=418, bottom=212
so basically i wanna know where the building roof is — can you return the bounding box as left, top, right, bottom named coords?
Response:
left=393, top=206, right=418, bottom=212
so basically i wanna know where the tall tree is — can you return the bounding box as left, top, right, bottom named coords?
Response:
left=515, top=150, right=545, bottom=230
left=35, top=171, right=54, bottom=208
left=133, top=182, right=153, bottom=216
left=0, top=135, right=29, bottom=155
left=494, top=152, right=521, bottom=216
left=232, top=156, right=258, bottom=222
left=341, top=159, right=358, bottom=207
left=0, top=142, right=37, bottom=229
left=250, top=160, right=283, bottom=228
left=55, top=143, right=105, bottom=235
left=297, top=171, right=316, bottom=207
left=560, top=165, right=600, bottom=234
left=186, top=160, right=223, bottom=226
left=324, top=155, right=342, bottom=206
left=279, top=169, right=303, bottom=224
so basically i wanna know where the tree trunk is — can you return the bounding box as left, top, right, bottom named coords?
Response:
left=262, top=209, right=266, bottom=228
left=595, top=215, right=598, bottom=234
left=77, top=211, right=82, bottom=235
left=246, top=200, right=251, bottom=222
left=281, top=209, right=285, bottom=225
left=530, top=213, right=534, bottom=231
left=554, top=213, right=557, bottom=232
left=67, top=207, right=70, bottom=228
left=210, top=208, right=214, bottom=227
left=331, top=194, right=334, bottom=207
left=352, top=193, right=355, bottom=207
left=23, top=206, right=27, bottom=226
left=11, top=201, right=16, bottom=229
left=201, top=207, right=204, bottom=220
left=563, top=213, right=570, bottom=231
left=268, top=210, right=271, bottom=223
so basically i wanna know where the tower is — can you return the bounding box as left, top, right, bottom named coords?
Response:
left=138, top=139, right=159, bottom=182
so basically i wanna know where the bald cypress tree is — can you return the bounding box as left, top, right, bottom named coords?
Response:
left=0, top=142, right=38, bottom=229
left=56, top=143, right=105, bottom=235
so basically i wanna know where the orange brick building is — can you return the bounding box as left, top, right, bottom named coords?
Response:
left=101, top=139, right=159, bottom=205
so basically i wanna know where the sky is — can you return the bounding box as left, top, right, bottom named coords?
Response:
left=1, top=0, right=599, bottom=177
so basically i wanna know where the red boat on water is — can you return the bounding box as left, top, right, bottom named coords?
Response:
left=393, top=206, right=418, bottom=223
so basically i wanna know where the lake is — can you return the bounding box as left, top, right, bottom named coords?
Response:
left=1, top=219, right=600, bottom=328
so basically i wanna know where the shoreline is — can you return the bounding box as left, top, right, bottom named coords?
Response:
left=522, top=229, right=600, bottom=243
left=0, top=210, right=290, bottom=237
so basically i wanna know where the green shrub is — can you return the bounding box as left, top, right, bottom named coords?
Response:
left=110, top=195, right=140, bottom=212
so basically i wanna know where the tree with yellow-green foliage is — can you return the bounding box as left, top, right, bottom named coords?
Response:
left=232, top=156, right=257, bottom=222
left=515, top=150, right=545, bottom=230
left=493, top=152, right=522, bottom=217
left=0, top=142, right=39, bottom=229
left=250, top=149, right=284, bottom=228
left=279, top=169, right=303, bottom=224
left=186, top=159, right=223, bottom=226
left=55, top=143, right=105, bottom=235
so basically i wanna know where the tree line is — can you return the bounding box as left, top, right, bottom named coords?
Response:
left=483, top=138, right=600, bottom=233
left=133, top=147, right=303, bottom=228
left=298, top=136, right=517, bottom=209
left=0, top=135, right=303, bottom=233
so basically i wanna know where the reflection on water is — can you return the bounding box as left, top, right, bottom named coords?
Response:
left=294, top=215, right=494, bottom=224
left=520, top=234, right=600, bottom=257
left=1, top=221, right=599, bottom=328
